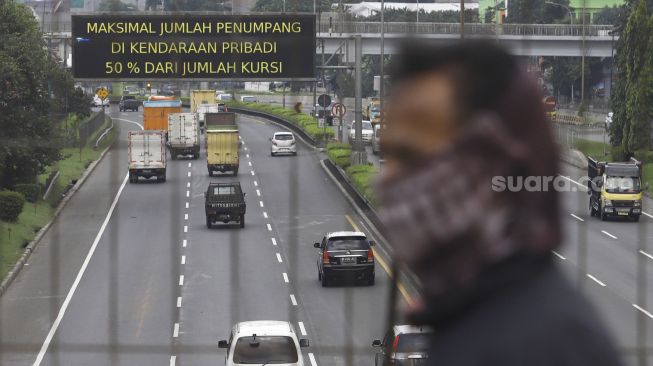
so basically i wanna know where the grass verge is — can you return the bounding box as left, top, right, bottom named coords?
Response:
left=0, top=116, right=118, bottom=279
left=228, top=100, right=334, bottom=142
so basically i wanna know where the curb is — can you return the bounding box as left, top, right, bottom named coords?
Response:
left=0, top=120, right=119, bottom=297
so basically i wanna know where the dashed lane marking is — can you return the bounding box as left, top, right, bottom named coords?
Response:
left=182, top=239, right=187, bottom=248
left=170, top=356, right=176, bottom=366
left=177, top=297, right=182, bottom=308
left=552, top=251, right=566, bottom=260
left=260, top=201, right=265, bottom=208
left=173, top=323, right=179, bottom=338
left=181, top=256, right=186, bottom=265
left=290, top=294, right=297, bottom=306
left=298, top=321, right=307, bottom=336
left=639, top=250, right=653, bottom=260
left=633, top=304, right=653, bottom=319
left=263, top=212, right=268, bottom=219
left=271, top=238, right=277, bottom=246
left=276, top=253, right=283, bottom=263
left=587, top=274, right=606, bottom=287
left=601, top=230, right=617, bottom=239
left=283, top=273, right=289, bottom=283
left=308, top=353, right=318, bottom=366
left=570, top=214, right=584, bottom=222
left=267, top=223, right=272, bottom=231
left=256, top=189, right=261, bottom=197
left=179, top=275, right=184, bottom=286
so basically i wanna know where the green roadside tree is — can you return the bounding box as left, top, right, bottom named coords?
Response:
left=610, top=0, right=653, bottom=152
left=0, top=1, right=63, bottom=188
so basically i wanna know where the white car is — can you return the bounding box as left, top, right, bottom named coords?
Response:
left=240, top=95, right=257, bottom=103
left=271, top=132, right=297, bottom=156
left=372, top=124, right=382, bottom=155
left=218, top=321, right=310, bottom=366
left=217, top=93, right=233, bottom=101
left=348, top=120, right=374, bottom=144
left=92, top=95, right=110, bottom=107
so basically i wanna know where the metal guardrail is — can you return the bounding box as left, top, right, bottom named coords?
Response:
left=40, top=19, right=614, bottom=38
left=318, top=21, right=615, bottom=37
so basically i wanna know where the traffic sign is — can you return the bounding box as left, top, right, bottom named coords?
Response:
left=97, top=87, right=109, bottom=100
left=318, top=94, right=331, bottom=108
left=331, top=103, right=346, bottom=118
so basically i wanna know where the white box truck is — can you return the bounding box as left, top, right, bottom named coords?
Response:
left=168, top=113, right=200, bottom=160
left=197, top=104, right=221, bottom=131
left=128, top=131, right=167, bottom=183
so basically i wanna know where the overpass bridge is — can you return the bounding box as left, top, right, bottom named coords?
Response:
left=43, top=21, right=616, bottom=67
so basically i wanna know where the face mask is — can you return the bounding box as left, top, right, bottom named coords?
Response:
left=377, top=112, right=557, bottom=301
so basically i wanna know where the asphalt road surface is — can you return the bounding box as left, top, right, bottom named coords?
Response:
left=0, top=106, right=652, bottom=365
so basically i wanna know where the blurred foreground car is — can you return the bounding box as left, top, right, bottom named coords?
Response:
left=372, top=325, right=433, bottom=366
left=218, top=320, right=310, bottom=366
left=314, top=231, right=375, bottom=286
left=270, top=132, right=297, bottom=156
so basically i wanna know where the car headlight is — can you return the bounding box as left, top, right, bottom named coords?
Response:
left=604, top=199, right=612, bottom=206
left=634, top=200, right=642, bottom=207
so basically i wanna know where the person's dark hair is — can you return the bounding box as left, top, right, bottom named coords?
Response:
left=391, top=40, right=519, bottom=120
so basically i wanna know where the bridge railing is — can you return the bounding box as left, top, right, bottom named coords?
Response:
left=319, top=21, right=614, bottom=37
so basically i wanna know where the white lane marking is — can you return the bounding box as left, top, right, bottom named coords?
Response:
left=184, top=214, right=188, bottom=220
left=170, top=356, right=176, bottom=366
left=248, top=161, right=252, bottom=167
left=552, top=251, right=566, bottom=260
left=260, top=201, right=264, bottom=208
left=251, top=170, right=255, bottom=176
left=173, top=323, right=179, bottom=338
left=290, top=294, right=298, bottom=306
left=271, top=238, right=277, bottom=246
left=182, top=239, right=187, bottom=248
left=177, top=297, right=182, bottom=308
left=32, top=173, right=130, bottom=366
left=276, top=253, right=283, bottom=263
left=308, top=353, right=317, bottom=366
left=634, top=304, right=653, bottom=319
left=283, top=273, right=289, bottom=283
left=186, top=190, right=190, bottom=197
left=267, top=223, right=272, bottom=231
left=298, top=322, right=307, bottom=336
left=179, top=275, right=184, bottom=286
left=188, top=162, right=192, bottom=168
left=263, top=212, right=268, bottom=219
left=561, top=175, right=653, bottom=219
left=256, top=189, right=261, bottom=197
left=184, top=226, right=188, bottom=233
left=186, top=182, right=190, bottom=188
left=246, top=154, right=250, bottom=158
left=587, top=274, right=606, bottom=287
left=181, top=255, right=186, bottom=265
left=570, top=214, right=584, bottom=222
left=639, top=250, right=653, bottom=260
left=188, top=171, right=191, bottom=177
left=244, top=147, right=248, bottom=151
left=601, top=230, right=617, bottom=239
left=185, top=202, right=189, bottom=209
left=254, top=181, right=258, bottom=187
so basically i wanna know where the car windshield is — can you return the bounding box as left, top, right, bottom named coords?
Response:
left=274, top=134, right=294, bottom=141
left=327, top=237, right=369, bottom=251
left=605, top=176, right=641, bottom=193
left=362, top=121, right=372, bottom=130
left=232, top=336, right=298, bottom=364
left=396, top=333, right=432, bottom=354
left=213, top=186, right=236, bottom=195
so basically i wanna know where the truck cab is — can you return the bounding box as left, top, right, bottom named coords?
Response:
left=588, top=157, right=643, bottom=221
left=205, top=182, right=246, bottom=228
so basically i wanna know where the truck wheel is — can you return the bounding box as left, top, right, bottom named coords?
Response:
left=366, top=274, right=375, bottom=286
left=160, top=175, right=166, bottom=183
left=589, top=201, right=596, bottom=217
left=321, top=273, right=329, bottom=287
left=632, top=215, right=640, bottom=222
left=233, top=169, right=238, bottom=176
left=206, top=217, right=211, bottom=229
left=240, top=214, right=245, bottom=228
left=129, top=173, right=135, bottom=183
left=193, top=153, right=199, bottom=159
left=600, top=204, right=607, bottom=221
left=208, top=170, right=213, bottom=177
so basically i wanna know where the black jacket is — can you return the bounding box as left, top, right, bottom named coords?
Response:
left=424, top=257, right=623, bottom=366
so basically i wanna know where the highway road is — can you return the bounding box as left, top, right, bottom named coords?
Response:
left=0, top=105, right=652, bottom=365
left=0, top=105, right=395, bottom=365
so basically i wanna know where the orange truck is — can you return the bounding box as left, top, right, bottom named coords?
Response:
left=143, top=100, right=182, bottom=130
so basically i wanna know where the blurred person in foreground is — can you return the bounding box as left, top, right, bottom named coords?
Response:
left=377, top=41, right=622, bottom=365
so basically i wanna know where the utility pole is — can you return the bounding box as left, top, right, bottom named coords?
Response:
left=351, top=35, right=367, bottom=166
left=380, top=0, right=385, bottom=131
left=460, top=0, right=465, bottom=38
left=580, top=0, right=586, bottom=108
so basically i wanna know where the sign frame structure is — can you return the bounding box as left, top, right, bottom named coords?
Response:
left=71, top=12, right=316, bottom=81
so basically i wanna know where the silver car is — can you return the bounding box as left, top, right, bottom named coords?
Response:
left=373, top=325, right=433, bottom=366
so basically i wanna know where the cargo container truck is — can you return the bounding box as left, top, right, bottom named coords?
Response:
left=143, top=100, right=182, bottom=131
left=168, top=113, right=200, bottom=159
left=128, top=131, right=167, bottom=183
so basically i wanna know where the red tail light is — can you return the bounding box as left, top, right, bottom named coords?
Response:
left=367, top=249, right=374, bottom=262
left=322, top=251, right=330, bottom=264
left=391, top=335, right=400, bottom=354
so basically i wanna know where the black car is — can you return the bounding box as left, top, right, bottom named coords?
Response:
left=372, top=325, right=433, bottom=366
left=314, top=231, right=375, bottom=286
left=205, top=182, right=246, bottom=228
left=119, top=95, right=141, bottom=112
